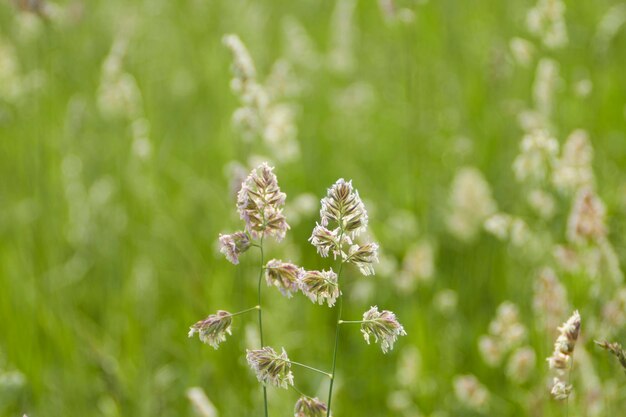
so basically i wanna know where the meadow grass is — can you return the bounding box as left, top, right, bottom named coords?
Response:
left=1, top=0, right=625, bottom=416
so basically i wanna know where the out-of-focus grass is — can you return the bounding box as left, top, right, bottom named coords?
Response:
left=0, top=0, right=625, bottom=416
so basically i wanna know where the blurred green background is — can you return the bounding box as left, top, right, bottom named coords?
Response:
left=1, top=0, right=625, bottom=416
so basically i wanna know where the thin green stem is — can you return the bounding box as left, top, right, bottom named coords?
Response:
left=256, top=236, right=269, bottom=417
left=228, top=305, right=260, bottom=318
left=326, top=260, right=344, bottom=417
left=290, top=384, right=310, bottom=399
left=338, top=320, right=367, bottom=325
left=287, top=360, right=332, bottom=379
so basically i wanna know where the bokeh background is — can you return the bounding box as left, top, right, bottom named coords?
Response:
left=1, top=0, right=626, bottom=416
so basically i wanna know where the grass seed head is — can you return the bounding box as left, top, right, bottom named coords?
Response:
left=237, top=163, right=289, bottom=242
left=188, top=310, right=233, bottom=349
left=246, top=347, right=294, bottom=389
left=309, top=224, right=347, bottom=259
left=453, top=374, right=490, bottom=410
left=550, top=378, right=572, bottom=400
left=552, top=129, right=594, bottom=193
left=320, top=178, right=368, bottom=238
left=506, top=346, right=536, bottom=384
left=447, top=167, right=497, bottom=242
left=567, top=188, right=606, bottom=244
left=218, top=231, right=251, bottom=264
left=265, top=259, right=303, bottom=298
left=299, top=269, right=340, bottom=307
left=345, top=242, right=379, bottom=276
left=595, top=340, right=626, bottom=373
left=360, top=306, right=407, bottom=354
left=294, top=396, right=330, bottom=417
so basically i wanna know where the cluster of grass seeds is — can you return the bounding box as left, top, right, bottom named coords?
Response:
left=1, top=0, right=625, bottom=416
left=189, top=163, right=406, bottom=416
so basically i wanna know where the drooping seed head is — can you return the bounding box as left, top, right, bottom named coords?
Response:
left=294, top=396, right=331, bottom=417
left=237, top=163, right=289, bottom=241
left=320, top=179, right=368, bottom=237
left=246, top=347, right=294, bottom=389
left=218, top=231, right=251, bottom=264
left=360, top=306, right=407, bottom=354
left=299, top=269, right=340, bottom=307
left=595, top=340, right=626, bottom=373
left=265, top=259, right=303, bottom=298
left=188, top=310, right=233, bottom=349
left=345, top=242, right=379, bottom=276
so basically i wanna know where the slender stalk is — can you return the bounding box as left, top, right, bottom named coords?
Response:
left=256, top=236, right=269, bottom=417
left=290, top=384, right=309, bottom=398
left=287, top=360, right=333, bottom=378
left=338, top=320, right=366, bottom=325
left=228, top=305, right=260, bottom=318
left=326, top=261, right=344, bottom=417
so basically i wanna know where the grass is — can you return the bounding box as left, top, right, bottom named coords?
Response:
left=1, top=0, right=625, bottom=416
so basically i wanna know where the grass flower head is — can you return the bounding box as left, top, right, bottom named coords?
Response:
left=567, top=188, right=606, bottom=244
left=246, top=347, right=294, bottom=389
left=319, top=179, right=368, bottom=238
left=360, top=306, right=407, bottom=353
left=595, top=340, right=626, bottom=374
left=265, top=259, right=303, bottom=298
left=309, top=224, right=348, bottom=259
left=547, top=310, right=581, bottom=400
left=299, top=269, right=340, bottom=307
left=345, top=242, right=379, bottom=276
left=188, top=310, right=233, bottom=349
left=294, top=396, right=331, bottom=417
left=218, top=231, right=251, bottom=264
left=550, top=378, right=572, bottom=400
left=237, top=163, right=289, bottom=241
